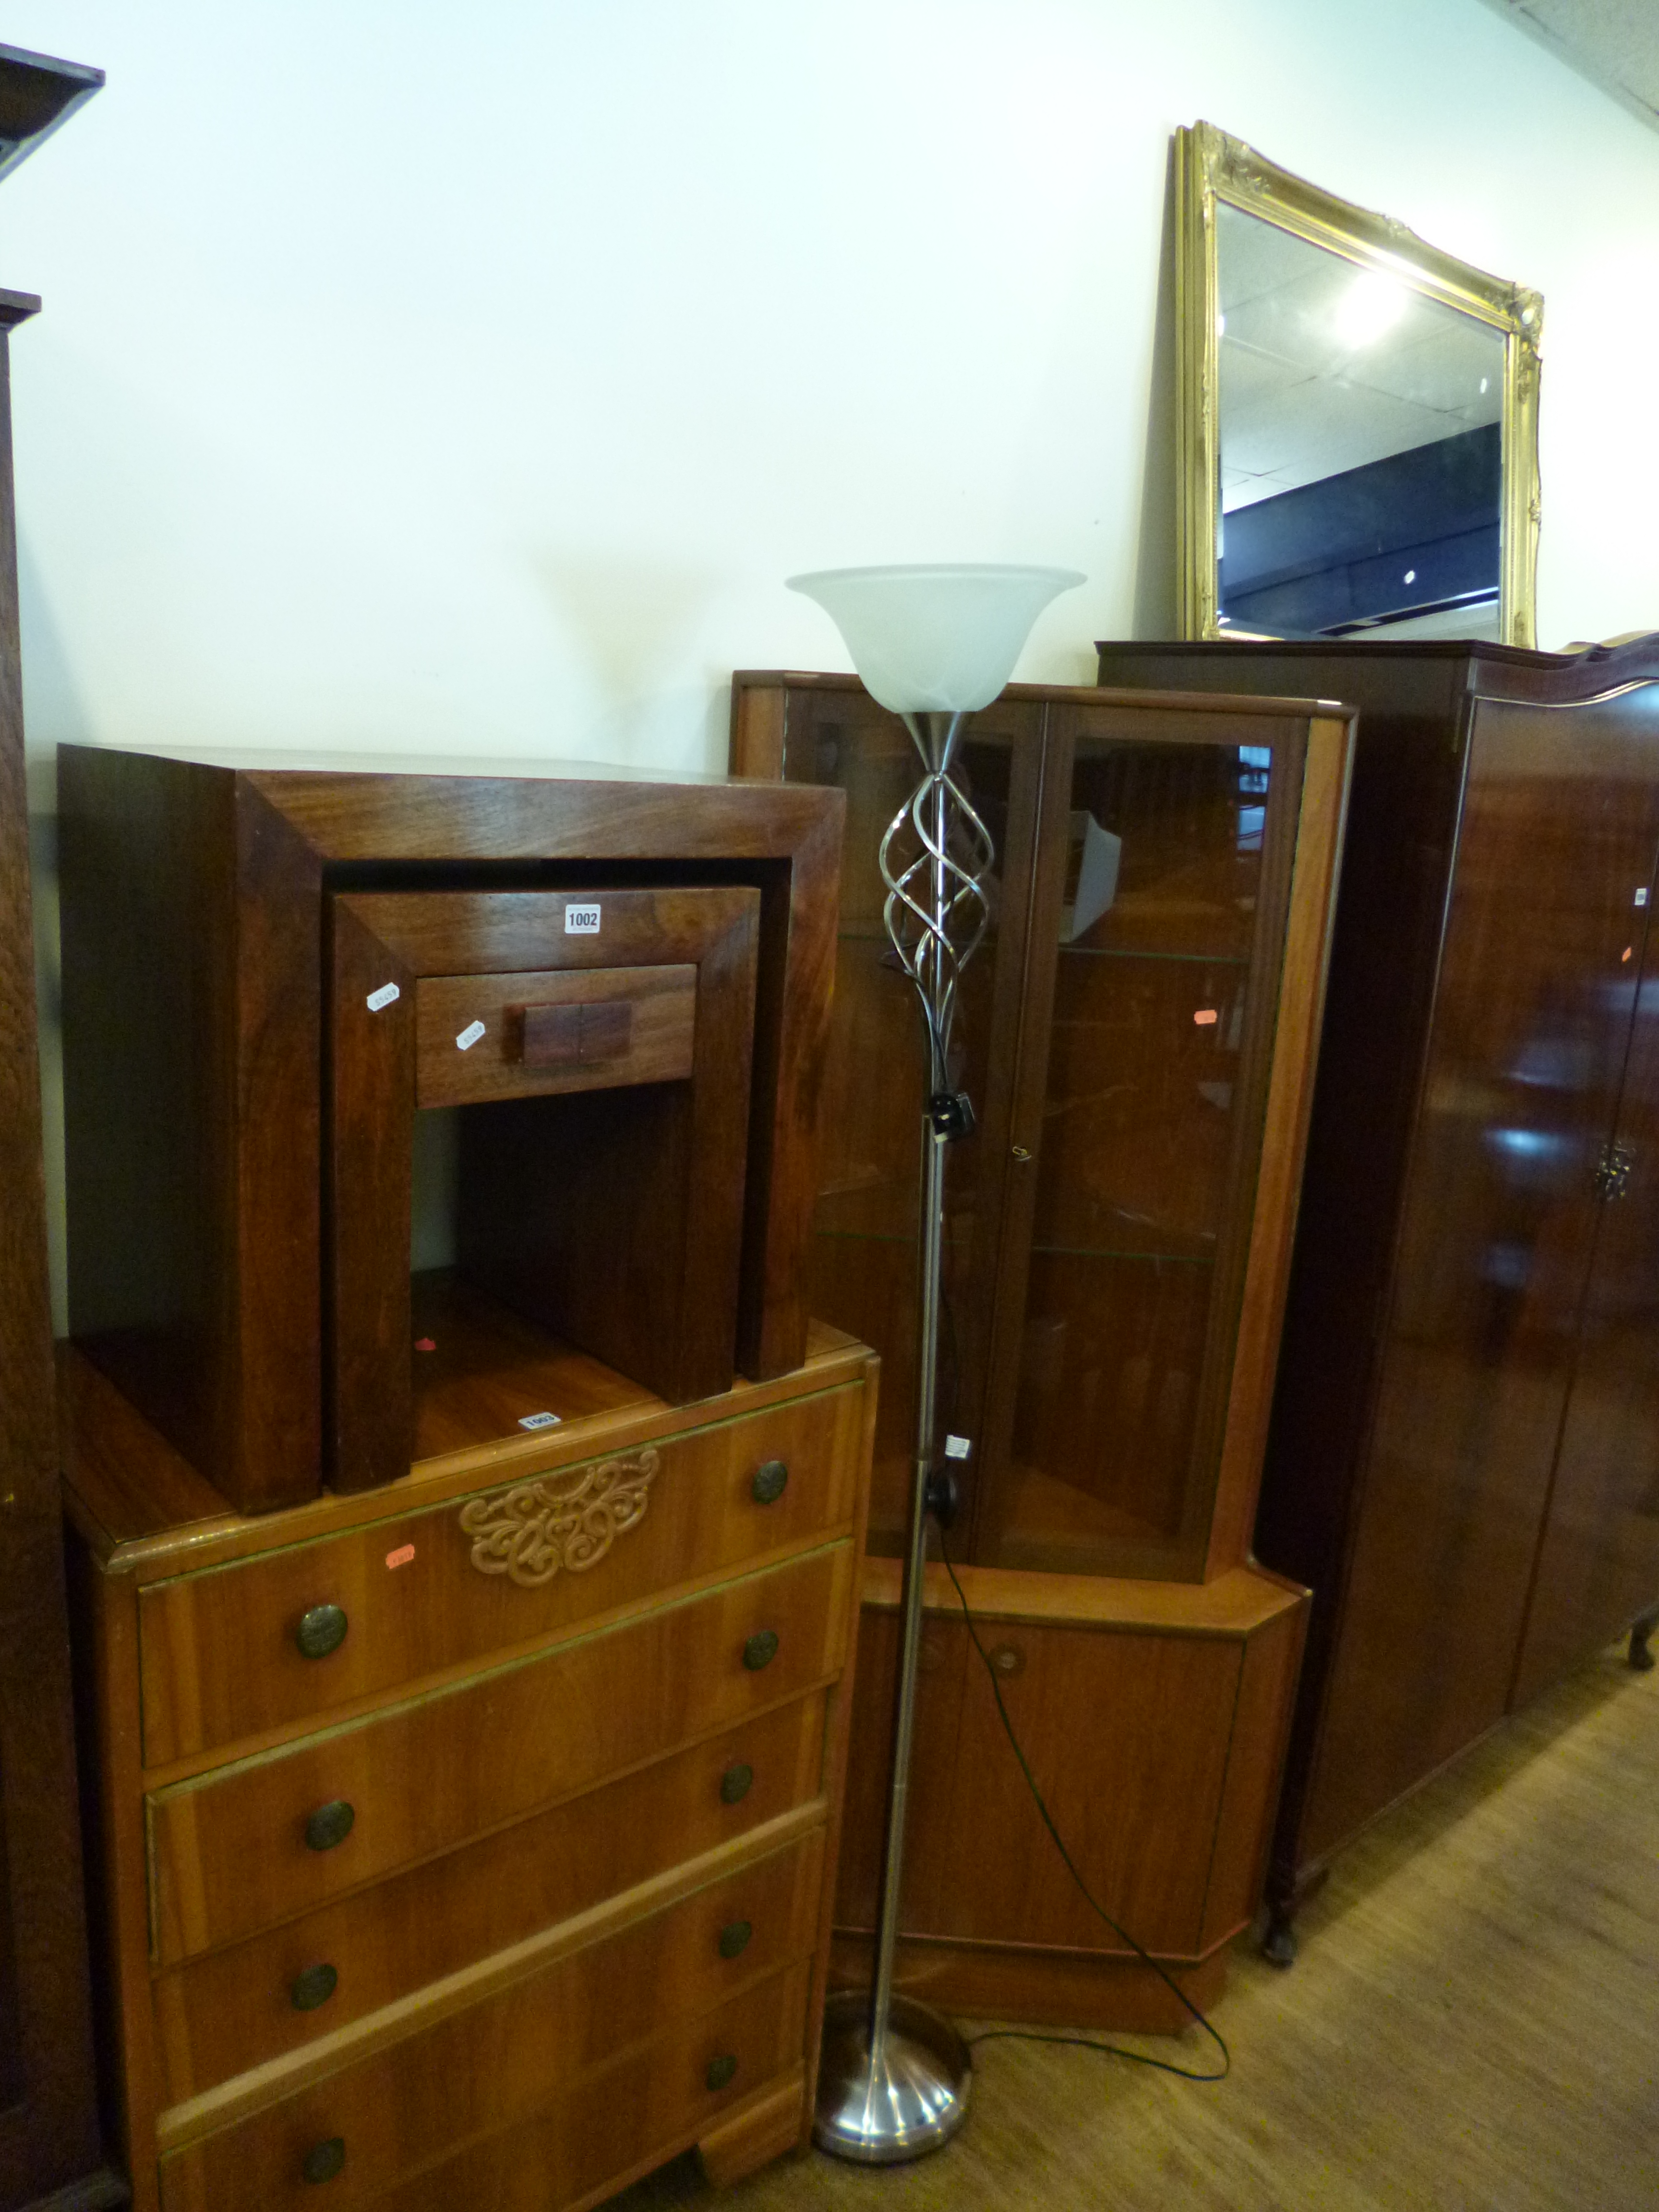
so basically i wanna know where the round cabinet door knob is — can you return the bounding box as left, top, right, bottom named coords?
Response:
left=304, top=1800, right=356, bottom=1852
left=750, top=1460, right=789, bottom=1505
left=295, top=1604, right=349, bottom=1660
left=301, top=2137, right=345, bottom=2185
left=290, top=1962, right=339, bottom=2012
left=742, top=1630, right=780, bottom=1672
left=706, top=2054, right=739, bottom=2092
left=719, top=1762, right=754, bottom=1804
left=988, top=1643, right=1025, bottom=1678
left=717, top=1918, right=753, bottom=1959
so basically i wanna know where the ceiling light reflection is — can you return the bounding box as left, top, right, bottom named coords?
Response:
left=1334, top=271, right=1409, bottom=350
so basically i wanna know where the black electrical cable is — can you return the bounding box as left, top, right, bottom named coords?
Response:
left=934, top=1521, right=1231, bottom=2084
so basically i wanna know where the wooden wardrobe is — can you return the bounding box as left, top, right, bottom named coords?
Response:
left=1097, top=636, right=1659, bottom=1951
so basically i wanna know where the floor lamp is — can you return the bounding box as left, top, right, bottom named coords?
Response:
left=786, top=564, right=1084, bottom=2164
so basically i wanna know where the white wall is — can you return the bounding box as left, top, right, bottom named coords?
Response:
left=11, top=0, right=1659, bottom=1321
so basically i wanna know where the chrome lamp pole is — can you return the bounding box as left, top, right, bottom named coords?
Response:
left=786, top=564, right=1083, bottom=2165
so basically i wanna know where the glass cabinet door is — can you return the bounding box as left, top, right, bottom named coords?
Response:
left=779, top=688, right=1043, bottom=1551
left=973, top=703, right=1307, bottom=1580
left=756, top=675, right=1324, bottom=1582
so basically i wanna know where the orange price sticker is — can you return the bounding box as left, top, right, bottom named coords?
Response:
left=385, top=1544, right=416, bottom=1571
left=1193, top=1008, right=1219, bottom=1026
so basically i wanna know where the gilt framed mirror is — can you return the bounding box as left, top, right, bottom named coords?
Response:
left=1175, top=121, right=1542, bottom=644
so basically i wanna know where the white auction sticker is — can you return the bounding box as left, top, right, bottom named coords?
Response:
left=518, top=1410, right=561, bottom=1431
left=366, top=982, right=400, bottom=1012
left=456, top=1020, right=486, bottom=1051
left=565, top=902, right=601, bottom=935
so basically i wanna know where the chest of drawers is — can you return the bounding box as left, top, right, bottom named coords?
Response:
left=63, top=1326, right=875, bottom=2212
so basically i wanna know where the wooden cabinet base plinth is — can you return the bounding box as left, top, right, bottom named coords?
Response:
left=828, top=1934, right=1229, bottom=2036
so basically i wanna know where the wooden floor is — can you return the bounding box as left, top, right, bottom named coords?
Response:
left=615, top=1638, right=1659, bottom=2211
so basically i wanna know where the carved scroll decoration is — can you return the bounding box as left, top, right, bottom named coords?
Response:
left=458, top=1449, right=660, bottom=1587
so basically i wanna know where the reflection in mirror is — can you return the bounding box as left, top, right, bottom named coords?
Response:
left=1177, top=122, right=1542, bottom=644
left=1217, top=203, right=1507, bottom=639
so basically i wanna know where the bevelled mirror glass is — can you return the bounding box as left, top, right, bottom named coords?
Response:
left=1175, top=121, right=1542, bottom=644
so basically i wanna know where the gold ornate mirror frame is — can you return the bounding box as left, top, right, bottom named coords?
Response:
left=1176, top=120, right=1542, bottom=644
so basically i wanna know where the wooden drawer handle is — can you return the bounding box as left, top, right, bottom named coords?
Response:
left=717, top=1918, right=753, bottom=1960
left=458, top=1449, right=660, bottom=1588
left=301, top=2137, right=345, bottom=2185
left=719, top=1762, right=754, bottom=1804
left=304, top=1801, right=356, bottom=1852
left=742, top=1630, right=779, bottom=1672
left=291, top=1962, right=338, bottom=2012
left=750, top=1459, right=789, bottom=1504
left=513, top=998, right=634, bottom=1068
left=295, top=1604, right=348, bottom=1660
left=705, top=2055, right=738, bottom=2092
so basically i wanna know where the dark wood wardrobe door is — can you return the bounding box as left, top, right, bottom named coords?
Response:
left=1513, top=731, right=1659, bottom=1703
left=1299, top=701, right=1657, bottom=1861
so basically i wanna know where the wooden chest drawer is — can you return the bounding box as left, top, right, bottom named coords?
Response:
left=370, top=1970, right=809, bottom=2212
left=152, top=1694, right=828, bottom=2104
left=157, top=1849, right=820, bottom=2212
left=149, top=1540, right=853, bottom=1963
left=138, top=1385, right=865, bottom=1767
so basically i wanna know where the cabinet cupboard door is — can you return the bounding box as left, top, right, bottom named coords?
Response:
left=757, top=677, right=1344, bottom=1584
left=1303, top=703, right=1659, bottom=1856
left=1514, top=818, right=1659, bottom=1703
left=973, top=703, right=1308, bottom=1581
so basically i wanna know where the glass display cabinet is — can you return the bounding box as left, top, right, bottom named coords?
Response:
left=732, top=673, right=1354, bottom=2025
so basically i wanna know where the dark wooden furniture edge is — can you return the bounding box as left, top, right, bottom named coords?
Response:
left=16, top=2173, right=127, bottom=2212
left=1093, top=631, right=1659, bottom=707
left=0, top=291, right=104, bottom=2204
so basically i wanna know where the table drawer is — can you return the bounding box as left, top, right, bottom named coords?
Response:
left=157, top=1851, right=820, bottom=2212
left=149, top=1540, right=853, bottom=1964
left=139, top=1384, right=865, bottom=1767
left=153, top=1693, right=828, bottom=2104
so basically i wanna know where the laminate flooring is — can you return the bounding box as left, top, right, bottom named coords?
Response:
left=615, top=1636, right=1659, bottom=2211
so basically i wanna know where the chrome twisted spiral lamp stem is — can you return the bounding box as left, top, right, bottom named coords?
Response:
left=878, top=711, right=994, bottom=1091
left=786, top=565, right=1083, bottom=2166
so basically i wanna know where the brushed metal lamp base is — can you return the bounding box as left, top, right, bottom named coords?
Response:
left=813, top=1990, right=972, bottom=2164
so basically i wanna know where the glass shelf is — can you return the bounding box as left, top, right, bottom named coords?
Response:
left=1059, top=945, right=1250, bottom=965
left=1029, top=1243, right=1215, bottom=1263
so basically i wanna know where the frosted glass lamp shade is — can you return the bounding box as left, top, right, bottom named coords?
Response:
left=786, top=564, right=1084, bottom=715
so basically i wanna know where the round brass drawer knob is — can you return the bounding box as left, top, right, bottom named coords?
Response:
left=291, top=1962, right=338, bottom=2012
left=742, top=1629, right=780, bottom=1672
left=295, top=1604, right=349, bottom=1660
left=717, top=1918, right=753, bottom=1960
left=301, top=2137, right=345, bottom=2185
left=706, top=2054, right=738, bottom=2092
left=750, top=1460, right=789, bottom=1505
left=719, top=1762, right=754, bottom=1804
left=304, top=1800, right=356, bottom=1852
